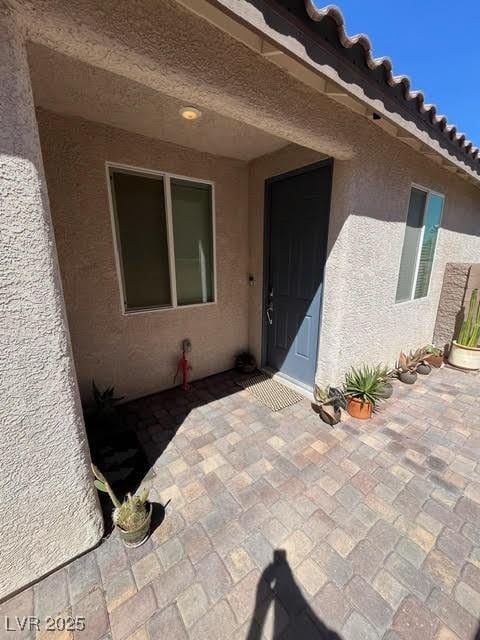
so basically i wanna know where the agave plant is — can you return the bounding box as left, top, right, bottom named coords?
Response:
left=396, top=349, right=423, bottom=373
left=344, top=365, right=384, bottom=407
left=92, top=380, right=124, bottom=417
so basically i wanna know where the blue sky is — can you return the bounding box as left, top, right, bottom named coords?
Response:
left=329, top=1, right=480, bottom=147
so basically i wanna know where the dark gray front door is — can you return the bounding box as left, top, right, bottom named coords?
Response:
left=265, top=162, right=332, bottom=388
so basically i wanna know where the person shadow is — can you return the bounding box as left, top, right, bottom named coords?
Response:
left=247, top=549, right=342, bottom=639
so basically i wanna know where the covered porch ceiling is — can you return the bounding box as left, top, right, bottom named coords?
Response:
left=28, top=43, right=289, bottom=163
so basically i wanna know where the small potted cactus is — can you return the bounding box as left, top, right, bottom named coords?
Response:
left=423, top=345, right=444, bottom=368
left=313, top=385, right=346, bottom=425
left=92, top=465, right=152, bottom=547
left=448, top=289, right=480, bottom=370
left=235, top=351, right=257, bottom=374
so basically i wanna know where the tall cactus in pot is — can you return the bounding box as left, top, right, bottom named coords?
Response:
left=457, top=289, right=480, bottom=347
left=449, top=288, right=480, bottom=370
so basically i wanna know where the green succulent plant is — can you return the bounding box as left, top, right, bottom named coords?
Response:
left=423, top=344, right=443, bottom=356
left=457, top=289, right=480, bottom=347
left=344, top=365, right=385, bottom=407
left=92, top=380, right=124, bottom=418
left=92, top=465, right=149, bottom=532
left=396, top=347, right=427, bottom=373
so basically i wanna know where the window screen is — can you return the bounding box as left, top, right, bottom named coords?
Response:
left=171, top=179, right=214, bottom=306
left=395, top=186, right=444, bottom=303
left=112, top=170, right=171, bottom=311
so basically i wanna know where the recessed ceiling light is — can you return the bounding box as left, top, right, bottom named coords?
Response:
left=180, top=107, right=202, bottom=121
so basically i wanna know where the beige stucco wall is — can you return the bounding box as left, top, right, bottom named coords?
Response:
left=0, top=6, right=102, bottom=599
left=315, top=134, right=480, bottom=385
left=37, top=109, right=249, bottom=401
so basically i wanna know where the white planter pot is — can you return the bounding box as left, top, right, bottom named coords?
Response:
left=448, top=341, right=480, bottom=371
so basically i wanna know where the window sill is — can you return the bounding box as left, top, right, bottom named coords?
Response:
left=394, top=295, right=429, bottom=307
left=123, top=301, right=217, bottom=316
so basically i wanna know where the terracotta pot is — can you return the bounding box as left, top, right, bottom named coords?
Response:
left=347, top=396, right=373, bottom=420
left=448, top=341, right=480, bottom=371
left=425, top=354, right=443, bottom=368
left=117, top=502, right=152, bottom=548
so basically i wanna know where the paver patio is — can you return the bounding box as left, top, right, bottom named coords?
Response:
left=2, top=366, right=480, bottom=640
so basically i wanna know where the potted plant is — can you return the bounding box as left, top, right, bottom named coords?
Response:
left=416, top=360, right=431, bottom=375
left=89, top=380, right=124, bottom=429
left=344, top=365, right=384, bottom=420
left=92, top=465, right=152, bottom=547
left=448, top=289, right=480, bottom=370
left=396, top=351, right=418, bottom=384
left=235, top=351, right=257, bottom=374
left=377, top=366, right=395, bottom=399
left=313, top=385, right=346, bottom=425
left=423, top=344, right=444, bottom=368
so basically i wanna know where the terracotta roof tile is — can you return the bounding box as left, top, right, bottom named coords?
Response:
left=301, top=1, right=479, bottom=171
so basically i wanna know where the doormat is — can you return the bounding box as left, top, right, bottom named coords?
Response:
left=236, top=373, right=304, bottom=411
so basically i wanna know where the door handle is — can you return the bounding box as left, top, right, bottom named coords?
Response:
left=266, top=286, right=273, bottom=325
left=266, top=305, right=273, bottom=325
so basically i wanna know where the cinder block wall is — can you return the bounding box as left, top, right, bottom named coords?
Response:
left=433, top=263, right=480, bottom=349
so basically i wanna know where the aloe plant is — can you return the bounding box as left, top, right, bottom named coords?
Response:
left=344, top=365, right=385, bottom=407
left=457, top=289, right=480, bottom=347
left=92, top=465, right=149, bottom=531
left=396, top=348, right=427, bottom=373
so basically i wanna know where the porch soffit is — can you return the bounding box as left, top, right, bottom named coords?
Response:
left=178, top=0, right=480, bottom=188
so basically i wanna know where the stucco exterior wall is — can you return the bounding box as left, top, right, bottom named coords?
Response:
left=0, top=7, right=102, bottom=599
left=316, top=138, right=480, bottom=385
left=37, top=109, right=249, bottom=401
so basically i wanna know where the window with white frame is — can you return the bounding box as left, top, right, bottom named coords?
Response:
left=395, top=185, right=444, bottom=303
left=109, top=165, right=215, bottom=312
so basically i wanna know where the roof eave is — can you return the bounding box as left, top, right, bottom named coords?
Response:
left=178, top=0, right=480, bottom=188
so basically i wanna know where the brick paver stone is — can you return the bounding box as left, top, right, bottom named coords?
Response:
left=146, top=604, right=187, bottom=640
left=195, top=552, right=232, bottom=604
left=35, top=570, right=70, bottom=619
left=392, top=596, right=439, bottom=640
left=72, top=588, right=108, bottom=640
left=131, top=552, right=162, bottom=589
left=189, top=600, right=238, bottom=640
left=342, top=611, right=380, bottom=640
left=109, top=586, right=156, bottom=640
left=176, top=583, right=209, bottom=628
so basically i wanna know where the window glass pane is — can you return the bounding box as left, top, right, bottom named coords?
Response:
left=171, top=179, right=214, bottom=306
left=395, top=188, right=426, bottom=302
left=414, top=193, right=444, bottom=299
left=112, top=171, right=171, bottom=310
